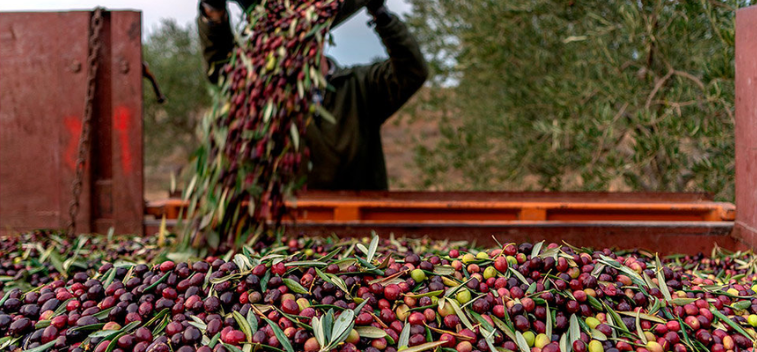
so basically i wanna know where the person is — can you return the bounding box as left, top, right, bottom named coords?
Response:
left=197, top=0, right=428, bottom=190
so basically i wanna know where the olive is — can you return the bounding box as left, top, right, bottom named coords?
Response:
left=183, top=326, right=202, bottom=345
left=9, top=317, right=31, bottom=335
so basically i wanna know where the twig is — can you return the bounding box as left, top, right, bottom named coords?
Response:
left=645, top=70, right=674, bottom=110
left=590, top=102, right=629, bottom=166
left=673, top=70, right=706, bottom=90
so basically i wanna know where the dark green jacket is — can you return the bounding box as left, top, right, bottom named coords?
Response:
left=198, top=11, right=428, bottom=190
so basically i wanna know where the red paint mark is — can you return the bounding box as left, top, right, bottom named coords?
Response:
left=64, top=116, right=82, bottom=170
left=114, top=106, right=133, bottom=174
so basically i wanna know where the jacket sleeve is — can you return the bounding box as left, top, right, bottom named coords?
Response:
left=362, top=14, right=429, bottom=125
left=197, top=6, right=235, bottom=84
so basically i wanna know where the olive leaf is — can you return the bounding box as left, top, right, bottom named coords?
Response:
left=311, top=316, right=325, bottom=348
left=569, top=314, right=580, bottom=346
left=559, top=333, right=569, bottom=352
left=234, top=311, right=253, bottom=342
left=711, top=308, right=756, bottom=342
left=590, top=328, right=608, bottom=341
left=398, top=318, right=411, bottom=349
left=655, top=255, right=673, bottom=302
left=401, top=341, right=448, bottom=352
left=508, top=267, right=529, bottom=285
left=246, top=310, right=258, bottom=333
left=366, top=234, right=379, bottom=264
left=636, top=310, right=647, bottom=344
left=21, top=340, right=55, bottom=352
left=617, top=311, right=666, bottom=324
left=546, top=302, right=553, bottom=338
left=531, top=241, right=544, bottom=257
left=263, top=317, right=294, bottom=352
left=446, top=298, right=474, bottom=331
left=329, top=309, right=355, bottom=346
left=282, top=278, right=309, bottom=294
left=514, top=331, right=530, bottom=352
left=322, top=309, right=333, bottom=345
left=354, top=326, right=386, bottom=338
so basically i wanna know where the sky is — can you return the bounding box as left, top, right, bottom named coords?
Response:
left=0, top=0, right=413, bottom=66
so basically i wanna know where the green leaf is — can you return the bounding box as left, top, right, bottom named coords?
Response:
left=354, top=326, right=387, bottom=339
left=329, top=309, right=355, bottom=346
left=508, top=267, right=529, bottom=285
left=404, top=290, right=444, bottom=299
left=234, top=311, right=253, bottom=342
left=656, top=255, right=673, bottom=302
left=314, top=268, right=333, bottom=284
left=328, top=274, right=351, bottom=299
left=366, top=234, right=379, bottom=263
left=398, top=317, right=411, bottom=349
left=22, top=340, right=56, bottom=352
left=247, top=310, right=258, bottom=334
left=711, top=308, right=756, bottom=342
left=282, top=278, right=309, bottom=294
left=322, top=309, right=333, bottom=344
left=636, top=310, right=647, bottom=344
left=209, top=332, right=222, bottom=348
left=315, top=104, right=336, bottom=124
left=401, top=341, right=448, bottom=352
left=447, top=298, right=474, bottom=331
left=263, top=317, right=294, bottom=352
left=261, top=270, right=271, bottom=293
left=312, top=316, right=325, bottom=348
left=223, top=343, right=245, bottom=352
left=569, top=314, right=580, bottom=346
left=545, top=302, right=552, bottom=338
left=617, top=311, right=666, bottom=324
left=285, top=261, right=327, bottom=267
left=491, top=315, right=516, bottom=342
left=0, top=291, right=13, bottom=307
left=559, top=333, right=569, bottom=352
left=590, top=328, right=608, bottom=341
left=144, top=272, right=169, bottom=292
left=531, top=241, right=544, bottom=258
left=70, top=323, right=105, bottom=333
left=604, top=303, right=628, bottom=333
left=49, top=251, right=67, bottom=277
left=514, top=331, right=530, bottom=352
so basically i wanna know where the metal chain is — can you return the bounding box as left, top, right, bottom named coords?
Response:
left=67, top=8, right=104, bottom=237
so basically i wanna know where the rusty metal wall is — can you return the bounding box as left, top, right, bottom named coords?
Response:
left=735, top=6, right=757, bottom=248
left=0, top=11, right=143, bottom=235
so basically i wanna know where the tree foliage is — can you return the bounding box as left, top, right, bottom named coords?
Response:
left=143, top=19, right=210, bottom=168
left=405, top=0, right=745, bottom=200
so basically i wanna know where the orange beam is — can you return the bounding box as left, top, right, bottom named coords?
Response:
left=145, top=193, right=735, bottom=223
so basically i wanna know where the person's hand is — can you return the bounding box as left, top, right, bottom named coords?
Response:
left=201, top=0, right=227, bottom=11
left=232, top=0, right=257, bottom=12
left=200, top=0, right=227, bottom=23
left=366, top=0, right=386, bottom=16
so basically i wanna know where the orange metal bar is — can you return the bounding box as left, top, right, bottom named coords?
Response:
left=145, top=192, right=736, bottom=223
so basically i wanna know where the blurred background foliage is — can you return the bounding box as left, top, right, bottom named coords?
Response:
left=143, top=19, right=210, bottom=198
left=403, top=0, right=745, bottom=200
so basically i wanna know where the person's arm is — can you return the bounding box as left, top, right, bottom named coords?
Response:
left=362, top=7, right=429, bottom=125
left=197, top=0, right=235, bottom=84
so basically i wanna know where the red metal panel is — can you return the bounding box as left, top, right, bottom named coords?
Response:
left=0, top=12, right=92, bottom=231
left=109, top=12, right=143, bottom=235
left=735, top=6, right=757, bottom=247
left=0, top=11, right=143, bottom=235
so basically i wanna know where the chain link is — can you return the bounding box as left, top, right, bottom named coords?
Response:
left=67, top=8, right=104, bottom=237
